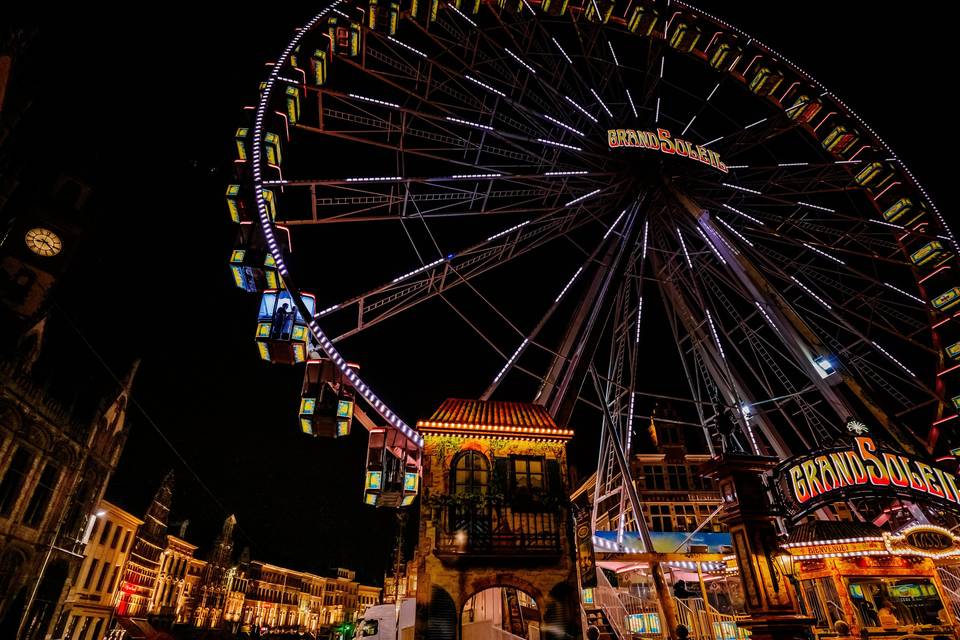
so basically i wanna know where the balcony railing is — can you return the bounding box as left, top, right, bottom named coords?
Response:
left=435, top=503, right=562, bottom=556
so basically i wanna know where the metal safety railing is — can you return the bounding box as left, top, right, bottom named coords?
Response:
left=595, top=569, right=668, bottom=639
left=675, top=597, right=749, bottom=640
left=937, top=565, right=960, bottom=624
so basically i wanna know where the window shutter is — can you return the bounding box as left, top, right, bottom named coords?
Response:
left=546, top=459, right=563, bottom=496
left=493, top=457, right=509, bottom=495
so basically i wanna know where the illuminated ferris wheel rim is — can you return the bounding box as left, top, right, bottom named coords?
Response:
left=247, top=0, right=951, bottom=453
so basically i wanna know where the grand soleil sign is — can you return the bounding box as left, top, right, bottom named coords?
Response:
left=607, top=128, right=729, bottom=173
left=774, top=433, right=960, bottom=521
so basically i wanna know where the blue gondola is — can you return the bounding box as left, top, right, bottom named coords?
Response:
left=255, top=289, right=316, bottom=364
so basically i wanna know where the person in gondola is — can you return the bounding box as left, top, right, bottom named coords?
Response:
left=273, top=302, right=294, bottom=340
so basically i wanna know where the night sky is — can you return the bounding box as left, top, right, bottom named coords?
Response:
left=6, top=3, right=955, bottom=585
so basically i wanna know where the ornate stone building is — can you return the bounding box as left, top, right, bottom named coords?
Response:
left=414, top=398, right=582, bottom=640
left=190, top=513, right=237, bottom=630
left=114, top=471, right=173, bottom=619
left=0, top=358, right=137, bottom=639
left=149, top=533, right=198, bottom=623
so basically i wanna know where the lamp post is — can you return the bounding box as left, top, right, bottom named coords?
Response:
left=700, top=453, right=815, bottom=640
left=774, top=552, right=806, bottom=616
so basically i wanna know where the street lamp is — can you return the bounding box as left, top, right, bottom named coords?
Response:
left=775, top=551, right=807, bottom=616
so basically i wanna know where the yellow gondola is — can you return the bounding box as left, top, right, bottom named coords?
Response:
left=541, top=0, right=568, bottom=16
left=627, top=5, right=658, bottom=35
left=822, top=123, right=859, bottom=155
left=229, top=223, right=289, bottom=293
left=584, top=0, right=614, bottom=23
left=748, top=63, right=784, bottom=97
left=911, top=241, right=948, bottom=267
left=706, top=36, right=741, bottom=71
left=932, top=287, right=960, bottom=312
left=668, top=20, right=701, bottom=53
left=364, top=428, right=421, bottom=507
left=882, top=197, right=925, bottom=226
left=300, top=358, right=358, bottom=437
left=254, top=289, right=316, bottom=364
left=947, top=342, right=960, bottom=360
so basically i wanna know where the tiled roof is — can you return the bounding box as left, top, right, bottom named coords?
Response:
left=783, top=521, right=885, bottom=548
left=417, top=398, right=574, bottom=440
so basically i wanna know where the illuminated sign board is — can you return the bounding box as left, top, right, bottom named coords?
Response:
left=774, top=428, right=960, bottom=521
left=607, top=128, right=728, bottom=173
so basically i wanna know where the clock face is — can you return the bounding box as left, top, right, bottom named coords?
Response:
left=25, top=227, right=63, bottom=257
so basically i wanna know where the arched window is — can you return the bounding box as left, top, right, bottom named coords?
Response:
left=451, top=451, right=489, bottom=495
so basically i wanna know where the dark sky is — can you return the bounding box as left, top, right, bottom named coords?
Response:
left=6, top=3, right=954, bottom=585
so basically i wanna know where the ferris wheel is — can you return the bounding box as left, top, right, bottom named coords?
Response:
left=230, top=0, right=958, bottom=525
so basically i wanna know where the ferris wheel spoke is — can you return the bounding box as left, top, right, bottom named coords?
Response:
left=380, top=18, right=605, bottom=145
left=746, top=250, right=942, bottom=403
left=482, top=202, right=637, bottom=398
left=478, top=12, right=616, bottom=138
left=718, top=225, right=936, bottom=352
left=312, top=195, right=623, bottom=343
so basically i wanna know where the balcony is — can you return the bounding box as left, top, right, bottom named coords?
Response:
left=435, top=503, right=562, bottom=558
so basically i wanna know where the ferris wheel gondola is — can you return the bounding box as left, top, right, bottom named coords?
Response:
left=232, top=0, right=957, bottom=519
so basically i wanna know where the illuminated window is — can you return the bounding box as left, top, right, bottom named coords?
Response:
left=648, top=504, right=672, bottom=532
left=696, top=505, right=724, bottom=532
left=642, top=466, right=666, bottom=490
left=690, top=466, right=714, bottom=491
left=83, top=559, right=100, bottom=590
left=451, top=451, right=489, bottom=495
left=99, top=521, right=112, bottom=546
left=0, top=447, right=34, bottom=516
left=674, top=504, right=697, bottom=532
left=511, top=456, right=544, bottom=492
left=846, top=577, right=946, bottom=628
left=667, top=465, right=689, bottom=491
left=23, top=462, right=60, bottom=528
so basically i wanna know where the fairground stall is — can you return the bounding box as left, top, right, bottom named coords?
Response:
left=781, top=521, right=960, bottom=639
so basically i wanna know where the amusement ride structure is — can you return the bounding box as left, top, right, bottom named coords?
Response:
left=228, top=0, right=958, bottom=572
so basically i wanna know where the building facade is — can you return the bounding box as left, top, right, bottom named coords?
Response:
left=149, top=534, right=198, bottom=623
left=0, top=359, right=137, bottom=639
left=383, top=553, right=418, bottom=604
left=240, top=562, right=380, bottom=634
left=631, top=412, right=725, bottom=535
left=414, top=398, right=582, bottom=640
left=53, top=501, right=141, bottom=640
left=114, top=471, right=173, bottom=619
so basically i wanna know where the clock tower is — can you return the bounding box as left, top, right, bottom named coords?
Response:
left=0, top=174, right=88, bottom=336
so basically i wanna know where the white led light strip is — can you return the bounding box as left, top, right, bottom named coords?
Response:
left=715, top=217, right=754, bottom=247
left=677, top=228, right=693, bottom=269
left=388, top=36, right=427, bottom=58
left=696, top=227, right=727, bottom=265
left=487, top=220, right=529, bottom=242
left=250, top=1, right=423, bottom=447
left=566, top=189, right=601, bottom=207
left=541, top=113, right=584, bottom=137
left=790, top=276, right=833, bottom=310
left=465, top=74, right=506, bottom=98
left=705, top=310, right=726, bottom=360
left=563, top=96, right=598, bottom=123
left=392, top=257, right=447, bottom=284
left=802, top=242, right=845, bottom=265
left=604, top=210, right=626, bottom=239
left=538, top=138, right=582, bottom=151
left=504, top=48, right=537, bottom=74
left=721, top=203, right=765, bottom=226
left=555, top=267, right=584, bottom=303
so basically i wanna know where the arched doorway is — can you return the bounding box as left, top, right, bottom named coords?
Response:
left=462, top=587, right=541, bottom=640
